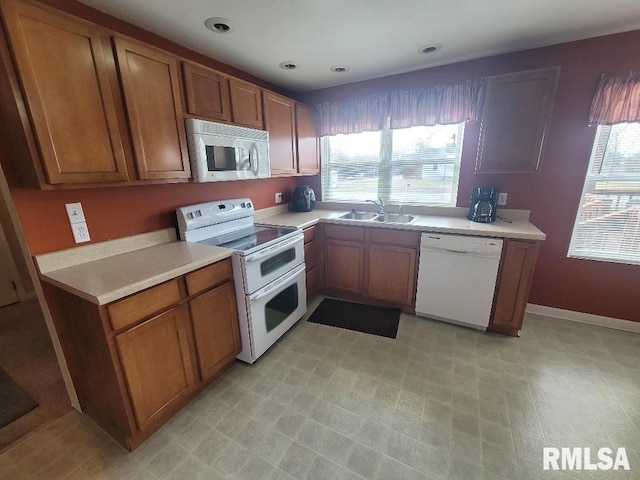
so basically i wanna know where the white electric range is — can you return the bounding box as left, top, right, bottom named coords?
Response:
left=177, top=199, right=307, bottom=363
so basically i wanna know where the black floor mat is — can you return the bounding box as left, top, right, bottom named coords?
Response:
left=0, top=369, right=38, bottom=428
left=307, top=298, right=400, bottom=339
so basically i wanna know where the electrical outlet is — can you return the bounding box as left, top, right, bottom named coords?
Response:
left=65, top=202, right=86, bottom=224
left=275, top=192, right=283, bottom=204
left=71, top=222, right=91, bottom=243
left=498, top=192, right=508, bottom=206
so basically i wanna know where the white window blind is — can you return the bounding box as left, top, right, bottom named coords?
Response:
left=568, top=123, right=640, bottom=264
left=321, top=122, right=465, bottom=206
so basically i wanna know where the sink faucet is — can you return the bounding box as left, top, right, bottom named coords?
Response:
left=366, top=198, right=385, bottom=214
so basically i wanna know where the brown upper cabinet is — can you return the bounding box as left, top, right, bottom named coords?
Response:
left=182, top=61, right=231, bottom=122
left=0, top=0, right=130, bottom=185
left=295, top=103, right=320, bottom=175
left=476, top=67, right=559, bottom=173
left=263, top=91, right=297, bottom=176
left=0, top=0, right=319, bottom=187
left=113, top=38, right=190, bottom=180
left=229, top=78, right=264, bottom=128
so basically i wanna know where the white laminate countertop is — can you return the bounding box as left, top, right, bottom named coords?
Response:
left=259, top=205, right=546, bottom=241
left=35, top=230, right=233, bottom=306
left=35, top=204, right=544, bottom=306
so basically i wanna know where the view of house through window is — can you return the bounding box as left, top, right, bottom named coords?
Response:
left=568, top=123, right=640, bottom=264
left=321, top=122, right=465, bottom=206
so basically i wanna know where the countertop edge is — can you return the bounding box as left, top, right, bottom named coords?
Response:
left=260, top=209, right=546, bottom=241
left=40, top=247, right=233, bottom=306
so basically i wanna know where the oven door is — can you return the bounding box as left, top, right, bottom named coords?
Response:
left=246, top=263, right=307, bottom=362
left=242, top=233, right=304, bottom=294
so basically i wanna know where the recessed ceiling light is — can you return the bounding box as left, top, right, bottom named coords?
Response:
left=279, top=61, right=298, bottom=70
left=418, top=43, right=443, bottom=54
left=204, top=17, right=231, bottom=33
left=330, top=65, right=350, bottom=73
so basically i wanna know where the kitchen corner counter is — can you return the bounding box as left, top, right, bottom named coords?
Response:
left=260, top=206, right=546, bottom=241
left=35, top=230, right=233, bottom=305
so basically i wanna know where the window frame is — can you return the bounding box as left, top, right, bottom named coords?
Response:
left=567, top=123, right=640, bottom=265
left=320, top=121, right=465, bottom=207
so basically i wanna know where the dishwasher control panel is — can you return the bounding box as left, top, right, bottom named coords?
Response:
left=461, top=238, right=502, bottom=253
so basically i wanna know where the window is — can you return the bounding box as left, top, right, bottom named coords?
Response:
left=568, top=123, right=640, bottom=264
left=321, top=122, right=465, bottom=206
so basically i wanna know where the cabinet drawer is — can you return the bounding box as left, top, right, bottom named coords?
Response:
left=323, top=224, right=365, bottom=242
left=369, top=228, right=419, bottom=247
left=303, top=226, right=316, bottom=244
left=108, top=279, right=183, bottom=331
left=185, top=259, right=233, bottom=296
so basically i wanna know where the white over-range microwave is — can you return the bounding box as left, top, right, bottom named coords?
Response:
left=185, top=118, right=270, bottom=182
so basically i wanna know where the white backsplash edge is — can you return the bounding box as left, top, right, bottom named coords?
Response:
left=315, top=201, right=530, bottom=221
left=35, top=227, right=177, bottom=274
left=254, top=204, right=290, bottom=221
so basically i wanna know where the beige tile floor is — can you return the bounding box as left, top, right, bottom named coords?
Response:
left=1, top=298, right=639, bottom=480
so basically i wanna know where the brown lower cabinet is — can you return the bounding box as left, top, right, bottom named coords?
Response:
left=115, top=303, right=196, bottom=432
left=43, top=258, right=240, bottom=450
left=320, top=223, right=539, bottom=332
left=303, top=226, right=320, bottom=298
left=322, top=224, right=419, bottom=310
left=488, top=239, right=540, bottom=336
left=367, top=244, right=417, bottom=306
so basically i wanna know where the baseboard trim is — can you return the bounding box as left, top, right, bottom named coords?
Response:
left=526, top=304, right=640, bottom=334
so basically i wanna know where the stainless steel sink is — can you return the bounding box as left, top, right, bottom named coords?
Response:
left=372, top=213, right=417, bottom=224
left=338, top=211, right=378, bottom=220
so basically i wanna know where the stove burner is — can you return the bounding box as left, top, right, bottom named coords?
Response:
left=197, top=224, right=298, bottom=253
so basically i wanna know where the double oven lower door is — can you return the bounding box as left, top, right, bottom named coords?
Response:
left=233, top=233, right=307, bottom=363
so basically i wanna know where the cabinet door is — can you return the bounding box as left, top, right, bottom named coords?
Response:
left=489, top=240, right=539, bottom=336
left=264, top=91, right=297, bottom=176
left=477, top=67, right=559, bottom=173
left=182, top=62, right=231, bottom=122
left=325, top=239, right=365, bottom=294
left=0, top=0, right=129, bottom=184
left=366, top=244, right=417, bottom=306
left=295, top=103, right=319, bottom=175
left=229, top=78, right=263, bottom=128
left=189, top=282, right=241, bottom=382
left=113, top=38, right=190, bottom=180
left=306, top=267, right=318, bottom=298
left=115, top=304, right=196, bottom=432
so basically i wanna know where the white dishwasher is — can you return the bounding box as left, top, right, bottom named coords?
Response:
left=415, top=233, right=503, bottom=330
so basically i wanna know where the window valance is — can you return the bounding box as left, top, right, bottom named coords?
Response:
left=315, top=95, right=389, bottom=136
left=390, top=78, right=486, bottom=129
left=589, top=72, right=640, bottom=125
left=315, top=78, right=486, bottom=136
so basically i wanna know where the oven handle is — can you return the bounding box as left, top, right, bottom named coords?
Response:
left=245, top=234, right=302, bottom=263
left=250, top=264, right=305, bottom=301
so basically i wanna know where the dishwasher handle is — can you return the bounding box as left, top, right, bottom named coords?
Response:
left=420, top=246, right=503, bottom=259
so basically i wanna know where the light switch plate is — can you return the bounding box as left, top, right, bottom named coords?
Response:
left=65, top=202, right=86, bottom=224
left=71, top=222, right=90, bottom=243
left=498, top=193, right=508, bottom=206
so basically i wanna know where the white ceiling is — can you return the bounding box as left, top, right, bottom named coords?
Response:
left=78, top=0, right=640, bottom=92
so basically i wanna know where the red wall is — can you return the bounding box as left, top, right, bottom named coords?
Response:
left=10, top=178, right=300, bottom=255
left=300, top=31, right=640, bottom=323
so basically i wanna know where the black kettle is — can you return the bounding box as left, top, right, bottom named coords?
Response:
left=290, top=186, right=316, bottom=212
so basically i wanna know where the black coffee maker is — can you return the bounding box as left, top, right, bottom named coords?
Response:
left=468, top=187, right=499, bottom=223
left=290, top=185, right=316, bottom=212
